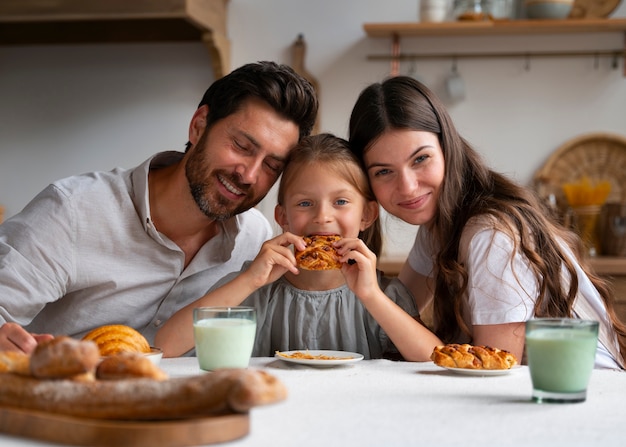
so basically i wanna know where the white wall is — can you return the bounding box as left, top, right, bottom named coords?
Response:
left=1, top=0, right=625, bottom=259
left=230, top=0, right=626, bottom=257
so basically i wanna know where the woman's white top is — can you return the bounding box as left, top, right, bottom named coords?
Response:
left=407, top=215, right=622, bottom=369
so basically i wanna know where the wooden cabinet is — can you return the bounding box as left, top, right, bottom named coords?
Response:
left=589, top=257, right=626, bottom=324
left=0, top=0, right=230, bottom=78
left=363, top=18, right=626, bottom=76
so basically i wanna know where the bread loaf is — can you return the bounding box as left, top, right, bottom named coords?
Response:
left=0, top=368, right=287, bottom=420
left=431, top=343, right=518, bottom=370
left=82, top=324, right=151, bottom=356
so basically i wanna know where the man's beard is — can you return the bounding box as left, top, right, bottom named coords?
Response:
left=185, top=143, right=263, bottom=221
left=188, top=176, right=262, bottom=221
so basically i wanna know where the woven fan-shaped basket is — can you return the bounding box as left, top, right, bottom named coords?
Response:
left=534, top=132, right=626, bottom=203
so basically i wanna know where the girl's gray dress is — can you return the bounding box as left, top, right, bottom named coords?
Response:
left=211, top=262, right=419, bottom=359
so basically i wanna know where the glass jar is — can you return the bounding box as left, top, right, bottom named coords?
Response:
left=453, top=0, right=492, bottom=20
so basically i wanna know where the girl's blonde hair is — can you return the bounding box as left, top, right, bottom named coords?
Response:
left=277, top=133, right=382, bottom=256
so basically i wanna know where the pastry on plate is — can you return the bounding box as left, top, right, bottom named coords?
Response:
left=431, top=343, right=518, bottom=370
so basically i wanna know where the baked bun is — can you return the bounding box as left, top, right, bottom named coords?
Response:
left=295, top=234, right=342, bottom=270
left=30, top=336, right=101, bottom=379
left=0, top=350, right=31, bottom=375
left=96, top=352, right=168, bottom=381
left=82, top=324, right=151, bottom=356
left=431, top=343, right=518, bottom=370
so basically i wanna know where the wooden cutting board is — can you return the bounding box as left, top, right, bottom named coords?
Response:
left=0, top=406, right=249, bottom=447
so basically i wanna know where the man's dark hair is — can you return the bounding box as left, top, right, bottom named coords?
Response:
left=186, top=61, right=318, bottom=150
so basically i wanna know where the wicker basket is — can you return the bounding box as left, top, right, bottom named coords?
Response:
left=534, top=132, right=626, bottom=204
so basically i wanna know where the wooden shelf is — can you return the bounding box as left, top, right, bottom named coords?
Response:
left=0, top=0, right=230, bottom=79
left=364, top=18, right=626, bottom=76
left=364, top=18, right=626, bottom=37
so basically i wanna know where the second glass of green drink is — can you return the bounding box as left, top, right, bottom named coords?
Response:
left=525, top=318, right=598, bottom=404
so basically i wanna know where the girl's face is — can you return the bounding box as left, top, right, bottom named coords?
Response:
left=275, top=163, right=377, bottom=238
left=363, top=129, right=445, bottom=226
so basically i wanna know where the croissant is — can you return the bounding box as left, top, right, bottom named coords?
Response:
left=431, top=343, right=518, bottom=370
left=295, top=234, right=342, bottom=270
left=82, top=324, right=151, bottom=356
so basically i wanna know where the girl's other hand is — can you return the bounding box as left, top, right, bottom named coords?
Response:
left=336, top=238, right=379, bottom=300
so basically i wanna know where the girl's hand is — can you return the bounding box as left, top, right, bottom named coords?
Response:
left=241, top=232, right=307, bottom=289
left=335, top=238, right=380, bottom=301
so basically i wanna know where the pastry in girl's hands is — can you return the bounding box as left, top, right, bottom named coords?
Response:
left=431, top=343, right=518, bottom=370
left=295, top=234, right=342, bottom=270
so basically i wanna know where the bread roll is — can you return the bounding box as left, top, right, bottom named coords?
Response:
left=82, top=324, right=151, bottom=356
left=0, top=350, right=31, bottom=375
left=96, top=352, right=168, bottom=381
left=30, top=336, right=100, bottom=379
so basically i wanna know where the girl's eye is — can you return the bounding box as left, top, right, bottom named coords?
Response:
left=297, top=200, right=313, bottom=207
left=335, top=199, right=349, bottom=206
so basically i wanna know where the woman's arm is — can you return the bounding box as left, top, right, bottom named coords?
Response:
left=398, top=262, right=433, bottom=315
left=472, top=323, right=526, bottom=362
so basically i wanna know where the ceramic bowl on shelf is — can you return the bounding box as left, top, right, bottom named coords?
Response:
left=524, top=0, right=574, bottom=19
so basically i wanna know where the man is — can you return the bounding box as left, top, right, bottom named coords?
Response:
left=0, top=61, right=318, bottom=353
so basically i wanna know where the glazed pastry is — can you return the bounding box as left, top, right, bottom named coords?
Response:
left=431, top=343, right=518, bottom=370
left=82, top=324, right=151, bottom=356
left=295, top=234, right=342, bottom=270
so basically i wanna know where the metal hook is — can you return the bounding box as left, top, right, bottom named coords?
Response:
left=524, top=53, right=531, bottom=71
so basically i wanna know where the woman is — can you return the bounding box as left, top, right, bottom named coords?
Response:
left=348, top=76, right=625, bottom=369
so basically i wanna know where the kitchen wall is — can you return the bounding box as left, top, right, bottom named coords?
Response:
left=1, top=0, right=625, bottom=259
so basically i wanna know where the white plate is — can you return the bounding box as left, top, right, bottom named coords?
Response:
left=275, top=350, right=364, bottom=367
left=440, top=365, right=520, bottom=376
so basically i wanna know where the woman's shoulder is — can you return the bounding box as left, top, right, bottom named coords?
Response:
left=459, top=214, right=517, bottom=260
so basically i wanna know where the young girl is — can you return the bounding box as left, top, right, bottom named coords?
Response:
left=155, top=133, right=441, bottom=360
left=348, top=76, right=626, bottom=369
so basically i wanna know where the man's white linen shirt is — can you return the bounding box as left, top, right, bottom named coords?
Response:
left=0, top=152, right=273, bottom=344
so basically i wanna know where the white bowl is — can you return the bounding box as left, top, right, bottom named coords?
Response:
left=145, top=347, right=163, bottom=365
left=525, top=0, right=573, bottom=19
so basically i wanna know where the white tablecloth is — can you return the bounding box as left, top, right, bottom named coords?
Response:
left=1, top=357, right=624, bottom=446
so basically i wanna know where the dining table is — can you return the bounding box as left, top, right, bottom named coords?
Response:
left=1, top=356, right=624, bottom=447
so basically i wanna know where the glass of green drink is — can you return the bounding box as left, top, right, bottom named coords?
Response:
left=525, top=318, right=598, bottom=403
left=193, top=307, right=257, bottom=371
